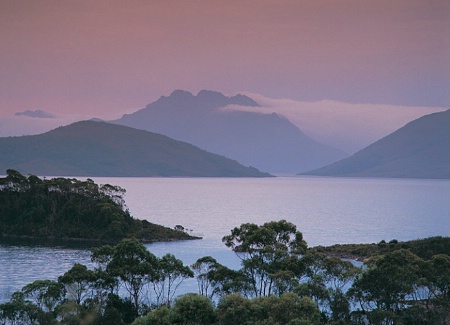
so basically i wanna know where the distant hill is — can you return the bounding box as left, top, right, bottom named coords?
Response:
left=113, top=89, right=347, bottom=174
left=304, top=109, right=449, bottom=179
left=0, top=120, right=270, bottom=177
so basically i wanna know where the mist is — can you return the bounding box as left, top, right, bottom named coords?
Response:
left=223, top=94, right=446, bottom=153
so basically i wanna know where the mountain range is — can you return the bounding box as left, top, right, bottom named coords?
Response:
left=113, top=90, right=348, bottom=174
left=0, top=121, right=269, bottom=177
left=1, top=90, right=447, bottom=179
left=304, top=109, right=449, bottom=179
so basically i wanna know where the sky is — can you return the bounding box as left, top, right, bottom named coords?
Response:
left=0, top=0, right=448, bottom=150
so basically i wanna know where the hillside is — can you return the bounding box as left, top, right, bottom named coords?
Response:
left=0, top=120, right=270, bottom=177
left=313, top=236, right=450, bottom=260
left=304, top=109, right=449, bottom=179
left=113, top=89, right=347, bottom=174
left=0, top=170, right=197, bottom=243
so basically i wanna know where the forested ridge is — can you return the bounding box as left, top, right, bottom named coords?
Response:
left=1, top=220, right=449, bottom=324
left=0, top=170, right=196, bottom=243
left=0, top=120, right=270, bottom=177
left=313, top=236, right=450, bottom=261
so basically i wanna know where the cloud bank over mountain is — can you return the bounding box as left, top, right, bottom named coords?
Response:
left=303, top=109, right=449, bottom=179
left=112, top=90, right=348, bottom=174
left=1, top=92, right=445, bottom=156
left=224, top=93, right=445, bottom=153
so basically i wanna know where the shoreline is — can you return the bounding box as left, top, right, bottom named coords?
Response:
left=0, top=233, right=201, bottom=249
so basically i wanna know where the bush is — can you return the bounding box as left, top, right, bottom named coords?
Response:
left=171, top=294, right=216, bottom=325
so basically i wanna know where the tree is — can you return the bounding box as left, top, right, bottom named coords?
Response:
left=242, top=293, right=322, bottom=325
left=411, top=253, right=450, bottom=324
left=90, top=244, right=120, bottom=308
left=216, top=293, right=252, bottom=325
left=222, top=220, right=307, bottom=297
left=207, top=263, right=252, bottom=298
left=58, top=263, right=96, bottom=305
left=191, top=256, right=219, bottom=299
left=268, top=292, right=322, bottom=325
left=0, top=171, right=193, bottom=243
left=131, top=305, right=172, bottom=325
left=21, top=279, right=65, bottom=313
left=171, top=294, right=216, bottom=325
left=153, top=253, right=194, bottom=306
left=0, top=291, right=44, bottom=325
left=300, top=253, right=357, bottom=321
left=106, top=238, right=159, bottom=312
left=349, top=249, right=423, bottom=324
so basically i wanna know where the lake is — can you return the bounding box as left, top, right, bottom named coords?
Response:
left=1, top=176, right=449, bottom=302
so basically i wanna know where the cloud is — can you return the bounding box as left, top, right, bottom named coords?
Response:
left=15, top=109, right=56, bottom=118
left=0, top=113, right=96, bottom=137
left=2, top=94, right=445, bottom=156
left=223, top=93, right=446, bottom=153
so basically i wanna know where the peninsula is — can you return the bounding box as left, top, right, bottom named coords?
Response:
left=0, top=170, right=198, bottom=244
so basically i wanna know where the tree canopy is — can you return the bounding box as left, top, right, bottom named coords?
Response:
left=0, top=170, right=197, bottom=243
left=1, top=219, right=449, bottom=324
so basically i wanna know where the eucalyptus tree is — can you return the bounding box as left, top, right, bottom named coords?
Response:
left=216, top=293, right=252, bottom=325
left=222, top=220, right=307, bottom=297
left=20, top=280, right=65, bottom=314
left=170, top=293, right=216, bottom=325
left=0, top=292, right=43, bottom=325
left=91, top=244, right=120, bottom=297
left=348, top=249, right=423, bottom=324
left=132, top=294, right=216, bottom=325
left=105, top=238, right=159, bottom=312
left=191, top=256, right=219, bottom=299
left=58, top=263, right=96, bottom=305
left=153, top=253, right=194, bottom=307
left=409, top=253, right=450, bottom=324
left=209, top=264, right=251, bottom=298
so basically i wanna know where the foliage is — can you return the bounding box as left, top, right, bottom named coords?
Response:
left=171, top=294, right=216, bottom=325
left=222, top=220, right=307, bottom=297
left=153, top=254, right=194, bottom=306
left=0, top=170, right=196, bottom=243
left=216, top=292, right=321, bottom=325
left=191, top=256, right=219, bottom=299
left=20, top=280, right=65, bottom=313
left=349, top=249, right=450, bottom=324
left=59, top=263, right=96, bottom=305
left=1, top=220, right=449, bottom=325
left=313, top=236, right=450, bottom=260
left=216, top=293, right=252, bottom=324
left=106, top=238, right=159, bottom=311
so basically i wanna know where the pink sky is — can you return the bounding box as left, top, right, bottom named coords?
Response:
left=0, top=0, right=448, bottom=119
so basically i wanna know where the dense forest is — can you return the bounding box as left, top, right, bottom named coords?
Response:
left=1, top=220, right=449, bottom=325
left=0, top=170, right=196, bottom=243
left=313, top=236, right=450, bottom=261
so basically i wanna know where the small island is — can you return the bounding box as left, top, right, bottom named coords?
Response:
left=0, top=169, right=199, bottom=244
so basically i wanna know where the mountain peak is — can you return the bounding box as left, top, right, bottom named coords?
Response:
left=158, top=89, right=259, bottom=108
left=168, top=89, right=194, bottom=100
left=304, top=109, right=449, bottom=179
left=229, top=94, right=259, bottom=107
left=114, top=90, right=347, bottom=174
left=197, top=89, right=225, bottom=98
left=0, top=120, right=270, bottom=177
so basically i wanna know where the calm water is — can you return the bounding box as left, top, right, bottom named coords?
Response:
left=1, top=176, right=449, bottom=301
